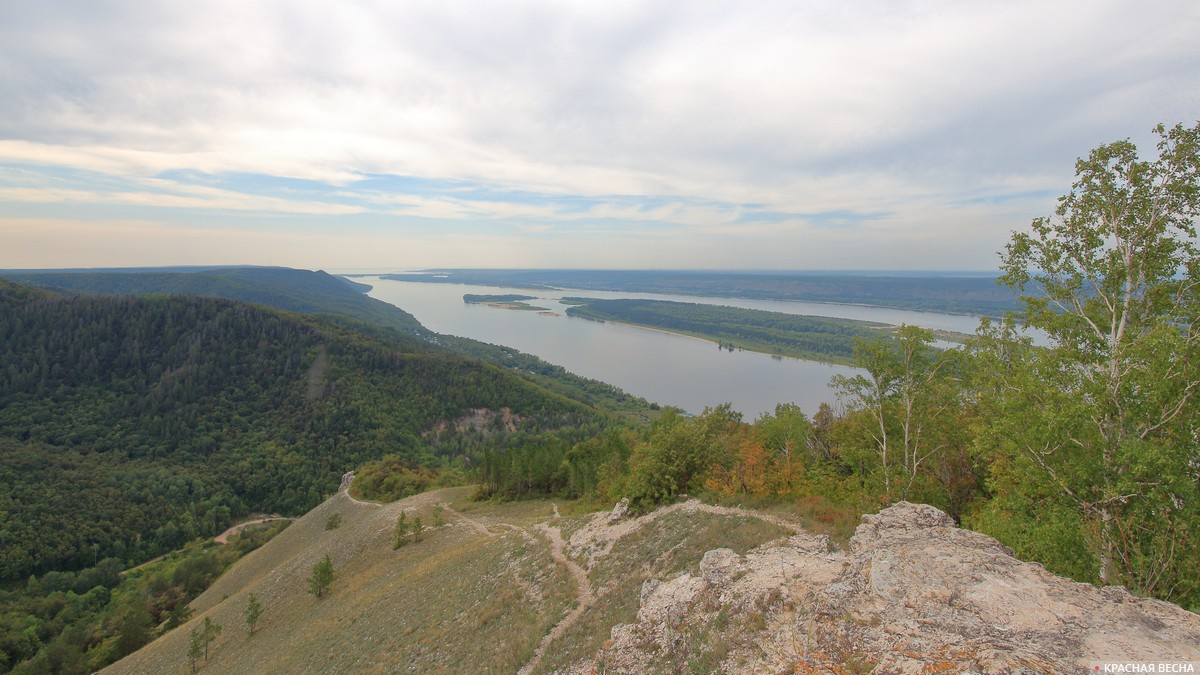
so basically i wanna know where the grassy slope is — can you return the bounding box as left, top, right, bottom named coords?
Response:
left=104, top=489, right=795, bottom=674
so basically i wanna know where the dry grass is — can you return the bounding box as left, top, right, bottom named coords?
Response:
left=104, top=489, right=799, bottom=675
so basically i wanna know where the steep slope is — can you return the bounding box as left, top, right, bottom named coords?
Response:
left=104, top=488, right=794, bottom=674
left=108, top=495, right=1200, bottom=674
left=0, top=267, right=656, bottom=423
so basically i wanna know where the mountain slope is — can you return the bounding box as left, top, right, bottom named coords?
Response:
left=103, top=486, right=793, bottom=674
left=0, top=266, right=657, bottom=423
left=107, top=492, right=1200, bottom=674
left=0, top=266, right=426, bottom=335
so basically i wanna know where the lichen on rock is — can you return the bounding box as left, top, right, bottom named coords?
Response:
left=590, top=501, right=1200, bottom=673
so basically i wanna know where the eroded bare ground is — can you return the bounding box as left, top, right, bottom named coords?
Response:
left=513, top=499, right=805, bottom=675
left=517, top=506, right=595, bottom=675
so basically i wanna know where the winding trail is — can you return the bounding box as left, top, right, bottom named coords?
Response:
left=518, top=504, right=595, bottom=675
left=439, top=502, right=496, bottom=537
left=213, top=517, right=290, bottom=544
left=339, top=471, right=384, bottom=508
left=334, top=479, right=805, bottom=674
left=510, top=498, right=806, bottom=674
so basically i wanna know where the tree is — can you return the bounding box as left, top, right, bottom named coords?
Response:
left=754, top=402, right=812, bottom=490
left=411, top=516, right=423, bottom=543
left=199, top=616, right=222, bottom=661
left=392, top=512, right=408, bottom=549
left=974, top=122, right=1200, bottom=602
left=832, top=325, right=960, bottom=500
left=187, top=628, right=203, bottom=673
left=243, top=593, right=263, bottom=636
left=309, top=554, right=334, bottom=598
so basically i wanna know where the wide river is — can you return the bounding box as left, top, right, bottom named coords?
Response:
left=358, top=275, right=985, bottom=419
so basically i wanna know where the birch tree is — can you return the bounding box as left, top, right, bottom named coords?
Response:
left=976, top=122, right=1200, bottom=601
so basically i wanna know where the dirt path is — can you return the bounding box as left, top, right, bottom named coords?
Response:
left=511, top=497, right=803, bottom=674
left=438, top=502, right=496, bottom=537
left=566, top=498, right=805, bottom=568
left=518, top=514, right=594, bottom=675
left=339, top=471, right=384, bottom=508
left=213, top=517, right=290, bottom=544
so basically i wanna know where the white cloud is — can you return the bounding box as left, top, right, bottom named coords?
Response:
left=1, top=0, right=1198, bottom=269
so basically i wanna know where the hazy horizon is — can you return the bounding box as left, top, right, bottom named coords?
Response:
left=2, top=264, right=1003, bottom=277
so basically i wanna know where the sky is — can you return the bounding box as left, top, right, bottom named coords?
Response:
left=1, top=1, right=1198, bottom=271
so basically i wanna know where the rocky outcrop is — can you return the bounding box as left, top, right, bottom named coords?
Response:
left=591, top=502, right=1200, bottom=673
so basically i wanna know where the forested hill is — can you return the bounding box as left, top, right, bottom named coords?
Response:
left=0, top=266, right=654, bottom=422
left=0, top=266, right=426, bottom=335
left=0, top=279, right=608, bottom=583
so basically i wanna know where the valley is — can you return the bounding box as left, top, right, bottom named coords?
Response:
left=3, top=261, right=1199, bottom=673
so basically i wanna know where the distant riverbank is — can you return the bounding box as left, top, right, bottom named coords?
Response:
left=562, top=297, right=890, bottom=365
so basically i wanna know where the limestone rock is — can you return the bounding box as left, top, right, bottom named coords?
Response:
left=591, top=501, right=1200, bottom=673
left=608, top=497, right=630, bottom=522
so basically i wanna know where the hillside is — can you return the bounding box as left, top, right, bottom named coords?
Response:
left=0, top=279, right=607, bottom=583
left=106, top=489, right=1200, bottom=673
left=0, top=266, right=656, bottom=423
left=0, top=267, right=427, bottom=336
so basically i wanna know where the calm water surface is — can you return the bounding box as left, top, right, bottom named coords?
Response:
left=360, top=276, right=984, bottom=419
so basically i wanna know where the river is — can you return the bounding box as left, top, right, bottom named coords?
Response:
left=358, top=275, right=986, bottom=419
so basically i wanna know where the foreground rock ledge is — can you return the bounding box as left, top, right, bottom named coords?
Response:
left=588, top=502, right=1200, bottom=673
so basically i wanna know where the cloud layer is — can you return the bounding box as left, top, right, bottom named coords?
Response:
left=2, top=0, right=1198, bottom=269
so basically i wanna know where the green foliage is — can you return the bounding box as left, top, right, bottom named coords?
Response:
left=832, top=326, right=969, bottom=503
left=187, top=628, right=203, bottom=673
left=324, top=514, right=342, bottom=531
left=973, top=121, right=1200, bottom=606
left=309, top=555, right=334, bottom=598
left=0, top=522, right=285, bottom=674
left=564, top=297, right=890, bottom=364
left=243, top=593, right=263, bottom=637
left=352, top=457, right=447, bottom=503
left=393, top=513, right=409, bottom=550
left=198, top=616, right=222, bottom=661
left=0, top=267, right=428, bottom=336
left=411, top=517, right=423, bottom=543
left=625, top=407, right=738, bottom=512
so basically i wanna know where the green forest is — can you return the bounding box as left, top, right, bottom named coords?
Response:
left=563, top=297, right=890, bottom=364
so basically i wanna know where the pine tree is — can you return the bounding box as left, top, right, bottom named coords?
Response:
left=411, top=516, right=423, bottom=543
left=392, top=512, right=408, bottom=549
left=309, top=554, right=334, bottom=598
left=200, top=616, right=222, bottom=660
left=244, top=593, right=263, bottom=636
left=187, top=628, right=203, bottom=673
